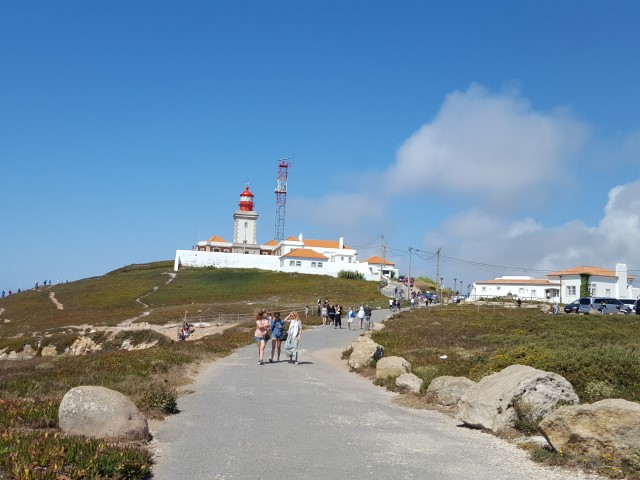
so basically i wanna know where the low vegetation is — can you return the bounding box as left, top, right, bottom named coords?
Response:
left=372, top=305, right=640, bottom=478
left=0, top=264, right=388, bottom=478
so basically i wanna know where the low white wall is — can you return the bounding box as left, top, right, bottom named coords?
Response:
left=175, top=250, right=379, bottom=281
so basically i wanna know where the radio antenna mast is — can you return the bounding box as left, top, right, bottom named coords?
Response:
left=274, top=158, right=292, bottom=241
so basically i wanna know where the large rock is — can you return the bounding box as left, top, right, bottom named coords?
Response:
left=376, top=356, right=411, bottom=379
left=396, top=373, right=423, bottom=394
left=539, top=399, right=640, bottom=463
left=426, top=376, right=476, bottom=406
left=41, top=345, right=58, bottom=356
left=348, top=336, right=384, bottom=369
left=456, top=364, right=579, bottom=433
left=66, top=336, right=102, bottom=355
left=58, top=386, right=149, bottom=441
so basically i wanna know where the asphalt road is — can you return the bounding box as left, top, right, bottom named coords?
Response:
left=151, top=309, right=599, bottom=480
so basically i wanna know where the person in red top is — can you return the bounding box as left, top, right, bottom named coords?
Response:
left=254, top=309, right=270, bottom=365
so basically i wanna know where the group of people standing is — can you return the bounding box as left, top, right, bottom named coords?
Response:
left=254, top=309, right=303, bottom=366
left=319, top=301, right=372, bottom=330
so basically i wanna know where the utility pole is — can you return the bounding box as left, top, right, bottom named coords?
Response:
left=380, top=234, right=385, bottom=282
left=407, top=247, right=413, bottom=301
left=435, top=247, right=441, bottom=298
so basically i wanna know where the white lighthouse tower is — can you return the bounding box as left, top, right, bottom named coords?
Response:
left=232, top=185, right=260, bottom=254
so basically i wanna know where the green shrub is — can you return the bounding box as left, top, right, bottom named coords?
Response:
left=338, top=270, right=365, bottom=280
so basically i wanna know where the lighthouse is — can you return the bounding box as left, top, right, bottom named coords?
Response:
left=233, top=185, right=260, bottom=254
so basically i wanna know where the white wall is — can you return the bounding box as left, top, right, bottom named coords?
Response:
left=174, top=250, right=379, bottom=281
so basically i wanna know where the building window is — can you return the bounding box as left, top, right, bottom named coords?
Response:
left=605, top=288, right=611, bottom=296
left=566, top=285, right=576, bottom=296
left=481, top=286, right=486, bottom=292
left=348, top=258, right=352, bottom=263
left=519, top=288, right=525, bottom=294
left=590, top=284, right=596, bottom=295
left=317, top=262, right=323, bottom=268
left=497, top=286, right=501, bottom=291
left=531, top=290, right=536, bottom=298
left=311, top=262, right=316, bottom=267
left=296, top=261, right=301, bottom=267
left=289, top=260, right=295, bottom=266
left=341, top=256, right=345, bottom=261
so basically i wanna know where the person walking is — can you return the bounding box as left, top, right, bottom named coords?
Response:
left=321, top=304, right=328, bottom=325
left=334, top=304, right=342, bottom=329
left=347, top=305, right=355, bottom=330
left=364, top=304, right=372, bottom=330
left=328, top=304, right=336, bottom=326
left=283, top=311, right=302, bottom=365
left=357, top=305, right=365, bottom=329
left=304, top=305, right=309, bottom=318
left=254, top=309, right=271, bottom=365
left=269, top=312, right=286, bottom=363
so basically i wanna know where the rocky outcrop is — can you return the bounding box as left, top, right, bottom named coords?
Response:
left=396, top=373, right=423, bottom=394
left=66, top=336, right=102, bottom=355
left=539, top=399, right=640, bottom=463
left=426, top=376, right=476, bottom=406
left=376, top=356, right=411, bottom=379
left=348, top=335, right=384, bottom=369
left=456, top=364, right=579, bottom=433
left=58, top=386, right=149, bottom=441
left=41, top=345, right=58, bottom=356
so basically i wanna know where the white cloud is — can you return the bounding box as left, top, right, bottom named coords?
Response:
left=387, top=84, right=588, bottom=203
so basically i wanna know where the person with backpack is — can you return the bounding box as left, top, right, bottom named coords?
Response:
left=357, top=305, right=365, bottom=329
left=268, top=312, right=286, bottom=363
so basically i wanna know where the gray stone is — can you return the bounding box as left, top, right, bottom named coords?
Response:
left=426, top=376, right=476, bottom=406
left=396, top=373, right=423, bottom=394
left=58, top=385, right=149, bottom=441
left=348, top=336, right=384, bottom=370
left=456, top=364, right=579, bottom=434
left=539, top=398, right=640, bottom=463
left=376, top=356, right=411, bottom=379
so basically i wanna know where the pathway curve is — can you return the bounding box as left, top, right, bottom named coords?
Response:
left=49, top=292, right=64, bottom=310
left=151, top=310, right=600, bottom=480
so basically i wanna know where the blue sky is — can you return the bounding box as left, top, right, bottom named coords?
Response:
left=1, top=1, right=640, bottom=293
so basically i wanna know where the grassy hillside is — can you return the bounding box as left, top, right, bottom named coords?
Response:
left=0, top=262, right=388, bottom=338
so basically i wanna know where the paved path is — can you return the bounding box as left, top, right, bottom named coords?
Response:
left=151, top=310, right=599, bottom=480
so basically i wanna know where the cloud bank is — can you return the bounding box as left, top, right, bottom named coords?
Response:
left=292, top=84, right=640, bottom=279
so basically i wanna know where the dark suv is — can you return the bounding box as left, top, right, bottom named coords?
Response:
left=635, top=299, right=640, bottom=315
left=564, top=299, right=579, bottom=314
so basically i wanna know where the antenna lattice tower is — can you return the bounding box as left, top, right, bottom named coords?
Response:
left=274, top=158, right=291, bottom=241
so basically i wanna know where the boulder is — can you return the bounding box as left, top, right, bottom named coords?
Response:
left=66, top=336, right=102, bottom=355
left=58, top=386, right=149, bottom=441
left=456, top=364, right=579, bottom=433
left=539, top=399, right=640, bottom=463
left=426, top=376, right=476, bottom=406
left=372, top=322, right=385, bottom=331
left=41, top=345, right=58, bottom=356
left=376, top=356, right=411, bottom=379
left=396, top=373, right=423, bottom=394
left=348, top=336, right=384, bottom=369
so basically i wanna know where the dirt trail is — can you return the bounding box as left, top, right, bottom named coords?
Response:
left=49, top=292, right=64, bottom=310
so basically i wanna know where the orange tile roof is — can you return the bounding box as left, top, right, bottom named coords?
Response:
left=263, top=239, right=278, bottom=246
left=477, top=279, right=558, bottom=285
left=302, top=239, right=352, bottom=249
left=546, top=266, right=617, bottom=278
left=286, top=235, right=299, bottom=241
left=363, top=255, right=395, bottom=265
left=206, top=235, right=228, bottom=243
left=281, top=248, right=328, bottom=259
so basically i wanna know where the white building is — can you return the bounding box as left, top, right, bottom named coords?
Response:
left=546, top=264, right=638, bottom=303
left=470, top=276, right=559, bottom=302
left=470, top=264, right=638, bottom=303
left=174, top=185, right=396, bottom=281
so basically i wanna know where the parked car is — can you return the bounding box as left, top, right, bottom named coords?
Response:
left=578, top=297, right=628, bottom=315
left=620, top=299, right=636, bottom=314
left=564, top=299, right=580, bottom=314
left=635, top=299, right=640, bottom=315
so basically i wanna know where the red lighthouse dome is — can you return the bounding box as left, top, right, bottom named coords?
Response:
left=238, top=185, right=255, bottom=211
